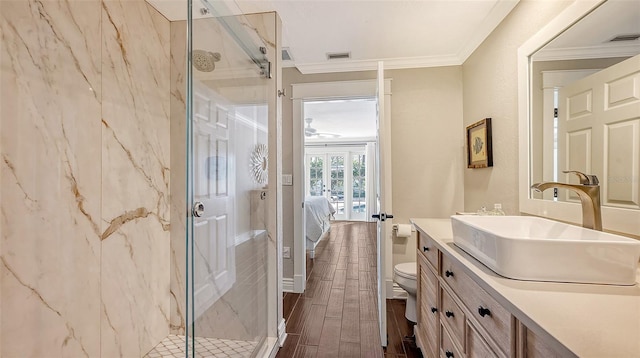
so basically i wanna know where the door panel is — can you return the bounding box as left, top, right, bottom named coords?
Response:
left=558, top=54, right=640, bottom=208
left=192, top=82, right=235, bottom=320
left=329, top=154, right=346, bottom=219
left=376, top=61, right=390, bottom=347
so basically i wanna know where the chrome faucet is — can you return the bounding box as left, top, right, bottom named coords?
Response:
left=531, top=170, right=602, bottom=231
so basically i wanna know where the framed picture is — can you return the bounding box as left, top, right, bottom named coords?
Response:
left=466, top=118, right=493, bottom=168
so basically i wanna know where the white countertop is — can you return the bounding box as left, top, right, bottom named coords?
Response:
left=410, top=218, right=640, bottom=358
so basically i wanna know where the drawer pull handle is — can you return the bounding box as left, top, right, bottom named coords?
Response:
left=445, top=270, right=454, bottom=277
left=423, top=246, right=430, bottom=252
left=445, top=351, right=454, bottom=358
left=430, top=307, right=438, bottom=313
left=478, top=306, right=492, bottom=317
left=445, top=311, right=455, bottom=318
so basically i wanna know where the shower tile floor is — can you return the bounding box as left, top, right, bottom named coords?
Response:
left=145, top=334, right=258, bottom=357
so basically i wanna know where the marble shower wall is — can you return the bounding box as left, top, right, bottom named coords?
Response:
left=1, top=0, right=170, bottom=356
left=0, top=1, right=103, bottom=356
left=100, top=1, right=171, bottom=357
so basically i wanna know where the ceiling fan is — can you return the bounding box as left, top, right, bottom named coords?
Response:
left=304, top=117, right=341, bottom=138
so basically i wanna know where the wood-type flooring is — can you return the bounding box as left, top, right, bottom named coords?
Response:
left=276, top=221, right=423, bottom=358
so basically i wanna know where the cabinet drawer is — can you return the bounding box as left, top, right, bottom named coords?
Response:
left=441, top=254, right=512, bottom=356
left=420, top=300, right=439, bottom=358
left=440, top=323, right=463, bottom=358
left=420, top=254, right=438, bottom=303
left=419, top=231, right=439, bottom=271
left=467, top=321, right=500, bottom=358
left=440, top=287, right=465, bottom=347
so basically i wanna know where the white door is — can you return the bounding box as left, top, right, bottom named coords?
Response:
left=373, top=61, right=392, bottom=347
left=192, top=82, right=236, bottom=319
left=558, top=54, right=640, bottom=208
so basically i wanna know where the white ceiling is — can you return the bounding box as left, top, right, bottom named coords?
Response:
left=147, top=0, right=519, bottom=74
left=303, top=99, right=377, bottom=142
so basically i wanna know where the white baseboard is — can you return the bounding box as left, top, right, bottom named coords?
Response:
left=385, top=279, right=395, bottom=299
left=293, top=274, right=305, bottom=293
left=282, top=278, right=294, bottom=293
left=278, top=318, right=287, bottom=347
left=392, top=283, right=408, bottom=299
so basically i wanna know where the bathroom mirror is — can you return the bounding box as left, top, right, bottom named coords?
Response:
left=518, top=0, right=640, bottom=236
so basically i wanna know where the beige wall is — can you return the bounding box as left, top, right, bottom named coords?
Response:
left=462, top=0, right=573, bottom=214
left=282, top=66, right=464, bottom=278
left=1, top=1, right=170, bottom=356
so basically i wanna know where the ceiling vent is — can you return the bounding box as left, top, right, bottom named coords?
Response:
left=608, top=34, right=640, bottom=42
left=282, top=47, right=293, bottom=61
left=327, top=52, right=351, bottom=60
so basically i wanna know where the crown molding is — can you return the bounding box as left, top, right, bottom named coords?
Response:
left=533, top=43, right=640, bottom=62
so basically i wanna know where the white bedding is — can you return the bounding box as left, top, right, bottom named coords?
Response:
left=305, top=196, right=335, bottom=243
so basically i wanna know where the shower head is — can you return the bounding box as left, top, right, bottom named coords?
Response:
left=193, top=50, right=221, bottom=72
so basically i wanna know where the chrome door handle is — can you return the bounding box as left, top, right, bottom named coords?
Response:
left=193, top=202, right=205, bottom=217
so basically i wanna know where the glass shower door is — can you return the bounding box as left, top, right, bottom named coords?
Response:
left=186, top=2, right=272, bottom=356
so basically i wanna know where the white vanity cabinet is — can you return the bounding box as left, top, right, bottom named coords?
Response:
left=414, top=221, right=575, bottom=358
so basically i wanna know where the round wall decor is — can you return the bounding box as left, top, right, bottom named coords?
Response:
left=250, top=143, right=268, bottom=184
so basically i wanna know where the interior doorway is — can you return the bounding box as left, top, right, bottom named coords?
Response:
left=291, top=79, right=392, bottom=300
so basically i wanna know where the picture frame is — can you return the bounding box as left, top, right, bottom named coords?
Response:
left=466, top=118, right=493, bottom=168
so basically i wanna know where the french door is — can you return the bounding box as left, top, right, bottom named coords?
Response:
left=305, top=147, right=368, bottom=221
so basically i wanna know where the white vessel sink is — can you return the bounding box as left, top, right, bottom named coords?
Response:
left=450, top=215, right=640, bottom=285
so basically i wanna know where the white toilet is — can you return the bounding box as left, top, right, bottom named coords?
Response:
left=394, top=262, right=417, bottom=322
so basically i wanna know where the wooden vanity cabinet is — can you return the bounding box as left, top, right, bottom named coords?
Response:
left=519, top=324, right=571, bottom=358
left=416, top=231, right=510, bottom=358
left=417, top=243, right=439, bottom=358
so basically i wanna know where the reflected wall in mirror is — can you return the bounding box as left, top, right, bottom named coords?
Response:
left=529, top=0, right=640, bottom=209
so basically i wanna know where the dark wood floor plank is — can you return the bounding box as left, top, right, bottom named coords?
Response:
left=275, top=333, right=300, bottom=358
left=312, top=280, right=332, bottom=305
left=347, top=262, right=359, bottom=280
left=298, top=304, right=327, bottom=346
left=326, top=288, right=345, bottom=318
left=286, top=297, right=314, bottom=334
left=340, top=301, right=360, bottom=343
left=339, top=341, right=361, bottom=358
left=359, top=270, right=373, bottom=291
left=385, top=302, right=405, bottom=355
left=360, top=320, right=384, bottom=358
left=344, top=279, right=360, bottom=304
left=283, top=292, right=301, bottom=321
left=336, top=255, right=348, bottom=269
left=293, top=345, right=318, bottom=358
left=332, top=269, right=347, bottom=289
left=322, top=263, right=337, bottom=281
left=317, top=317, right=342, bottom=357
left=360, top=290, right=378, bottom=321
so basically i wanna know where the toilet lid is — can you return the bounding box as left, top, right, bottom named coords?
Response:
left=394, top=262, right=417, bottom=279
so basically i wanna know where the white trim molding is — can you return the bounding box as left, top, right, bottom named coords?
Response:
left=282, top=278, right=294, bottom=293
left=278, top=318, right=287, bottom=347
left=292, top=79, right=392, bottom=303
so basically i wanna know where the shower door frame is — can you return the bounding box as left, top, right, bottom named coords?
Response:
left=185, top=3, right=283, bottom=357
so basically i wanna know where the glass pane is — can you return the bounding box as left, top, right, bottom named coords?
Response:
left=330, top=155, right=345, bottom=214
left=187, top=3, right=273, bottom=356
left=308, top=156, right=324, bottom=196
left=352, top=154, right=367, bottom=216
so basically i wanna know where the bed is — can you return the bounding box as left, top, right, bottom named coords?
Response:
left=305, top=196, right=336, bottom=258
